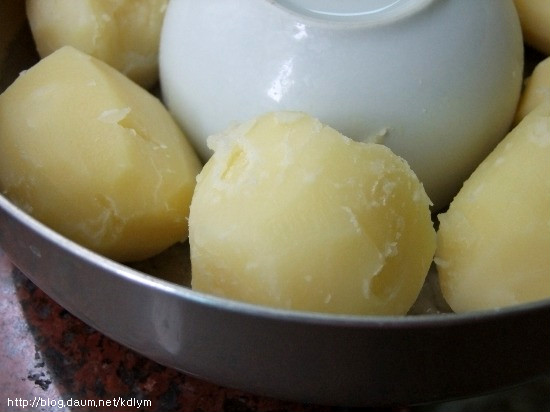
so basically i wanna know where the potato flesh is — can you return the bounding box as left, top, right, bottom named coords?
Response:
left=513, top=0, right=550, bottom=54
left=0, top=46, right=201, bottom=262
left=435, top=104, right=550, bottom=312
left=515, top=57, right=550, bottom=124
left=189, top=112, right=435, bottom=315
left=26, top=0, right=168, bottom=89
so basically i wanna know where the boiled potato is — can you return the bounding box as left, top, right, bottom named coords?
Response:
left=189, top=112, right=436, bottom=316
left=26, top=0, right=168, bottom=89
left=435, top=104, right=550, bottom=312
left=513, top=0, right=550, bottom=55
left=515, top=56, right=550, bottom=124
left=0, top=46, right=201, bottom=262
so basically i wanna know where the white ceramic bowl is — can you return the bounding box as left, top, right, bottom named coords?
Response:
left=159, top=0, right=523, bottom=209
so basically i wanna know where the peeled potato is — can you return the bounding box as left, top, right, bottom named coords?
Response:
left=189, top=112, right=436, bottom=316
left=513, top=0, right=550, bottom=55
left=435, top=104, right=550, bottom=312
left=0, top=46, right=201, bottom=262
left=26, top=0, right=168, bottom=89
left=515, top=56, right=550, bottom=124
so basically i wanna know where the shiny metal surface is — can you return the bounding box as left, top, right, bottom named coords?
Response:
left=1, top=194, right=550, bottom=406
left=1, top=5, right=549, bottom=406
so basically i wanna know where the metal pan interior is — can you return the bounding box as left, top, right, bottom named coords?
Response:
left=1, top=193, right=549, bottom=407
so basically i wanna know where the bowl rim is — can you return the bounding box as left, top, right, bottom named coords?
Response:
left=256, top=0, right=437, bottom=29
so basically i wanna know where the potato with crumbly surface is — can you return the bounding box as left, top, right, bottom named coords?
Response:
left=189, top=112, right=436, bottom=316
left=26, top=0, right=168, bottom=88
left=436, top=104, right=550, bottom=312
left=0, top=46, right=201, bottom=262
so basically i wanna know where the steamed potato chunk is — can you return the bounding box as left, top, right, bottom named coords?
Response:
left=189, top=112, right=436, bottom=315
left=513, top=0, right=550, bottom=55
left=515, top=56, right=550, bottom=124
left=26, top=0, right=168, bottom=88
left=0, top=46, right=201, bottom=262
left=435, top=104, right=550, bottom=312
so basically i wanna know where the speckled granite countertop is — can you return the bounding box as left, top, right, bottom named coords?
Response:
left=1, top=246, right=549, bottom=412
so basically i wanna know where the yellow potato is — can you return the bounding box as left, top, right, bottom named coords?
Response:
left=513, top=0, right=550, bottom=54
left=189, top=112, right=436, bottom=316
left=435, top=104, right=550, bottom=312
left=0, top=46, right=201, bottom=262
left=26, top=0, right=168, bottom=89
left=515, top=56, right=550, bottom=124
